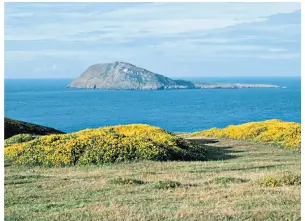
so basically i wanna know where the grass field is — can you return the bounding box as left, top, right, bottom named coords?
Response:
left=4, top=136, right=300, bottom=221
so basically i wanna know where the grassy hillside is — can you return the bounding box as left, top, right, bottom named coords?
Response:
left=4, top=120, right=301, bottom=220
left=187, top=119, right=300, bottom=149
left=5, top=137, right=300, bottom=221
left=4, top=117, right=64, bottom=139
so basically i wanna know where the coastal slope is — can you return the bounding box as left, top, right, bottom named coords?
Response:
left=4, top=117, right=64, bottom=139
left=68, top=62, right=280, bottom=90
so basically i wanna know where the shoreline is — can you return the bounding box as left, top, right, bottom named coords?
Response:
left=67, top=83, right=283, bottom=90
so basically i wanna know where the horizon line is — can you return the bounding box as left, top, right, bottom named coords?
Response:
left=4, top=76, right=301, bottom=80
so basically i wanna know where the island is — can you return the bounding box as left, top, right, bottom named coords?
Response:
left=67, top=61, right=281, bottom=90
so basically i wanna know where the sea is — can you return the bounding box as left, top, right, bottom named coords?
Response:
left=4, top=77, right=301, bottom=133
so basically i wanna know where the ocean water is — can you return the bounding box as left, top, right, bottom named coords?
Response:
left=4, top=77, right=301, bottom=133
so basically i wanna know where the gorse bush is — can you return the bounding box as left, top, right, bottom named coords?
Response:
left=190, top=120, right=300, bottom=149
left=152, top=180, right=182, bottom=189
left=4, top=124, right=205, bottom=166
left=208, top=177, right=249, bottom=185
left=109, top=177, right=145, bottom=185
left=280, top=175, right=301, bottom=186
left=259, top=175, right=301, bottom=187
left=4, top=134, right=38, bottom=147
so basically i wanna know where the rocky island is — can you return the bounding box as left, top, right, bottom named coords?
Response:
left=68, top=62, right=281, bottom=90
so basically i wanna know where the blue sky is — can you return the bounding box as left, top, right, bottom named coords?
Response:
left=4, top=2, right=301, bottom=78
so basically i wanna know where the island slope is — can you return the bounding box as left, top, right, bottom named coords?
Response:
left=68, top=62, right=195, bottom=90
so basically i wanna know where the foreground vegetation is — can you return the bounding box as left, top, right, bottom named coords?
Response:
left=188, top=119, right=300, bottom=149
left=5, top=137, right=300, bottom=220
left=4, top=124, right=205, bottom=166
left=4, top=120, right=301, bottom=220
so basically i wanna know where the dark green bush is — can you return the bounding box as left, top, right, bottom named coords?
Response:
left=208, top=177, right=249, bottom=185
left=152, top=180, right=181, bottom=189
left=109, top=177, right=145, bottom=185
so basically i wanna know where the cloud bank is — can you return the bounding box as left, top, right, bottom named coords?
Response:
left=4, top=2, right=301, bottom=78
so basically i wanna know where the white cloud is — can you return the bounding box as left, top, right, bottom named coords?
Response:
left=100, top=2, right=300, bottom=20
left=4, top=2, right=300, bottom=42
left=4, top=50, right=99, bottom=62
left=268, top=48, right=286, bottom=52
left=4, top=2, right=301, bottom=77
left=259, top=53, right=300, bottom=60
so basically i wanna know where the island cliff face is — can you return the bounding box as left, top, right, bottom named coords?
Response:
left=68, top=62, right=280, bottom=90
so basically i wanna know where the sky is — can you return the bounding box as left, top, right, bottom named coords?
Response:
left=4, top=2, right=301, bottom=78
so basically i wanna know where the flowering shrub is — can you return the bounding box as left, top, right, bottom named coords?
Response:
left=4, top=124, right=205, bottom=166
left=190, top=120, right=300, bottom=149
left=4, top=134, right=38, bottom=147
left=259, top=175, right=300, bottom=187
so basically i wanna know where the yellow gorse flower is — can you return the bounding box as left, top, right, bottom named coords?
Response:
left=4, top=124, right=204, bottom=166
left=190, top=119, right=300, bottom=149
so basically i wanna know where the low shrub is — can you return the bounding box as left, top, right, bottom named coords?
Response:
left=259, top=175, right=301, bottom=187
left=4, top=124, right=206, bottom=166
left=281, top=175, right=301, bottom=186
left=208, top=177, right=249, bottom=185
left=189, top=119, right=300, bottom=149
left=153, top=180, right=181, bottom=189
left=109, top=177, right=145, bottom=185
left=4, top=134, right=38, bottom=147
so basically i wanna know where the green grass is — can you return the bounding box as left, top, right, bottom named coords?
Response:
left=4, top=137, right=300, bottom=221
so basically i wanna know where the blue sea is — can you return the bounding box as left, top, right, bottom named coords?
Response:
left=4, top=77, right=301, bottom=133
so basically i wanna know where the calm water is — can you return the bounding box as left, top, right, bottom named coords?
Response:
left=4, top=77, right=301, bottom=133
